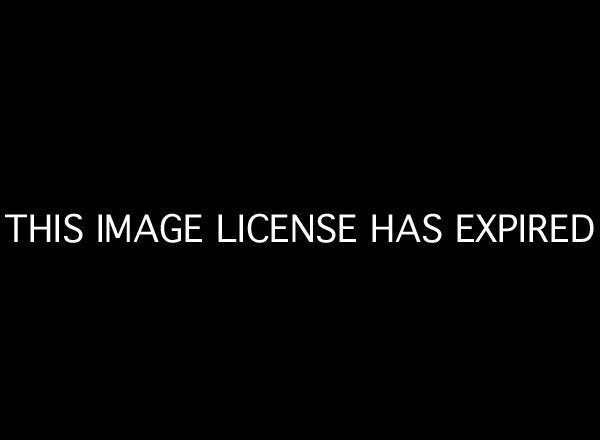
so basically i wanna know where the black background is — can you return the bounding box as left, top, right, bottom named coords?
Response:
left=1, top=6, right=597, bottom=434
